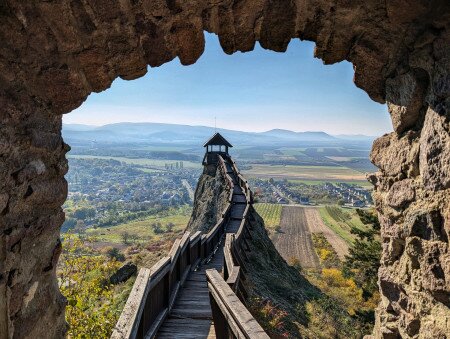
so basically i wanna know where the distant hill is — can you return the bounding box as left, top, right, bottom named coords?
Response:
left=262, top=129, right=337, bottom=141
left=63, top=122, right=372, bottom=147
left=334, top=134, right=377, bottom=142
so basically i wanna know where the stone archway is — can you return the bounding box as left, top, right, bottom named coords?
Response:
left=0, top=1, right=449, bottom=338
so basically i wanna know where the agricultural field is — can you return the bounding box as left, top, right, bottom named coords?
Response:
left=288, top=178, right=373, bottom=189
left=253, top=203, right=282, bottom=230
left=242, top=164, right=367, bottom=182
left=318, top=206, right=367, bottom=244
left=272, top=206, right=320, bottom=269
left=304, top=207, right=348, bottom=258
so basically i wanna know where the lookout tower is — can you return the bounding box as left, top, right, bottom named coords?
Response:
left=202, top=132, right=233, bottom=166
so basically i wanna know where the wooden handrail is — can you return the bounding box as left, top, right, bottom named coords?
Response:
left=112, top=154, right=265, bottom=339
left=206, top=269, right=269, bottom=339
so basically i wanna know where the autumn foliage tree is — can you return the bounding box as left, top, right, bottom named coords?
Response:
left=58, top=234, right=122, bottom=338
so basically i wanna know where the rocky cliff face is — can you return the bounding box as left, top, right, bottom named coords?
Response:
left=0, top=1, right=449, bottom=337
left=369, top=110, right=450, bottom=338
left=187, top=165, right=229, bottom=233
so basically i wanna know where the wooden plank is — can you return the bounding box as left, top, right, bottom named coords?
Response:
left=206, top=269, right=269, bottom=339
left=148, top=256, right=171, bottom=290
left=143, top=307, right=168, bottom=339
left=179, top=231, right=191, bottom=253
left=226, top=266, right=240, bottom=290
left=189, top=231, right=202, bottom=246
left=111, top=268, right=151, bottom=339
left=171, top=308, right=213, bottom=319
left=168, top=239, right=182, bottom=272
left=168, top=281, right=180, bottom=311
left=208, top=282, right=245, bottom=339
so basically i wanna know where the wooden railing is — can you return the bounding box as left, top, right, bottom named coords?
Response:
left=112, top=154, right=268, bottom=339
left=206, top=269, right=269, bottom=339
left=206, top=157, right=268, bottom=338
left=111, top=230, right=202, bottom=339
left=112, top=155, right=235, bottom=338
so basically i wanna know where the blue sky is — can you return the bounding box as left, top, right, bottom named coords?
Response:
left=65, top=33, right=392, bottom=135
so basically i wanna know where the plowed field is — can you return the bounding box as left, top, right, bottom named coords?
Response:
left=273, top=206, right=320, bottom=269
left=304, top=207, right=349, bottom=259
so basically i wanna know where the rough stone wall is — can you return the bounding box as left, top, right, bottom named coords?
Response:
left=0, top=0, right=449, bottom=338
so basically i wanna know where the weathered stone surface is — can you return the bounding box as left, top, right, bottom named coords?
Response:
left=419, top=108, right=450, bottom=191
left=0, top=0, right=449, bottom=338
left=385, top=179, right=415, bottom=209
left=386, top=71, right=426, bottom=134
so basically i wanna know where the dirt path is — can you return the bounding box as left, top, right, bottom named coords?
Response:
left=304, top=207, right=349, bottom=259
left=273, top=206, right=320, bottom=269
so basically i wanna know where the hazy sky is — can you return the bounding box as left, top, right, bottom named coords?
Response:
left=64, top=33, right=392, bottom=135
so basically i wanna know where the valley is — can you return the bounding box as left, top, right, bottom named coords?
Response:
left=59, top=123, right=380, bottom=337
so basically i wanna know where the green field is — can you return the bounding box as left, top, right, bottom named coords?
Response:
left=68, top=154, right=202, bottom=169
left=243, top=164, right=366, bottom=181
left=85, top=207, right=191, bottom=243
left=254, top=203, right=282, bottom=229
left=318, top=206, right=367, bottom=244
left=277, top=147, right=307, bottom=156
left=133, top=145, right=191, bottom=152
left=288, top=179, right=373, bottom=189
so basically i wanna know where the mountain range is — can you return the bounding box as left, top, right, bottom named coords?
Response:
left=62, top=122, right=376, bottom=147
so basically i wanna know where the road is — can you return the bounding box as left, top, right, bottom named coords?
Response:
left=272, top=206, right=320, bottom=269
left=304, top=207, right=349, bottom=259
left=269, top=182, right=296, bottom=204
left=182, top=179, right=195, bottom=201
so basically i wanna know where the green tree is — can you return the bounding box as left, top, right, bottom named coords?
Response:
left=151, top=222, right=163, bottom=234
left=121, top=231, right=130, bottom=244
left=344, top=209, right=381, bottom=297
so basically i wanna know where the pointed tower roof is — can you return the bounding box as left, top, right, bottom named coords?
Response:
left=203, top=132, right=233, bottom=148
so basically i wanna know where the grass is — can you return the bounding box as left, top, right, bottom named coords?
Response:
left=254, top=203, right=282, bottom=230
left=242, top=164, right=366, bottom=181
left=68, top=154, right=202, bottom=169
left=247, top=209, right=368, bottom=338
left=318, top=206, right=367, bottom=244
left=85, top=206, right=191, bottom=243
left=287, top=179, right=373, bottom=188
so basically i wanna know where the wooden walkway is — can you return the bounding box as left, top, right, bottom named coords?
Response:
left=156, top=162, right=246, bottom=338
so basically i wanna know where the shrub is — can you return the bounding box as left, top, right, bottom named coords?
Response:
left=105, top=247, right=125, bottom=262
left=151, top=222, right=163, bottom=234
left=58, top=234, right=122, bottom=338
left=166, top=222, right=175, bottom=232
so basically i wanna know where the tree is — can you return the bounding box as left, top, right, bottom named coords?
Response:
left=166, top=222, right=175, bottom=232
left=151, top=222, right=163, bottom=234
left=58, top=234, right=122, bottom=338
left=105, top=247, right=125, bottom=262
left=121, top=231, right=130, bottom=244
left=344, top=209, right=381, bottom=297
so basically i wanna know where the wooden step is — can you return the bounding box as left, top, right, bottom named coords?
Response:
left=157, top=318, right=216, bottom=338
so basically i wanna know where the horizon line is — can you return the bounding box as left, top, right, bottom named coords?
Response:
left=63, top=121, right=379, bottom=137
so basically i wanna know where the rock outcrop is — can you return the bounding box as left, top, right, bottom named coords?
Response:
left=0, top=1, right=449, bottom=337
left=187, top=165, right=229, bottom=233
left=109, top=262, right=137, bottom=285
